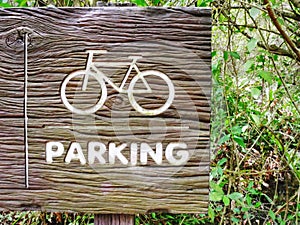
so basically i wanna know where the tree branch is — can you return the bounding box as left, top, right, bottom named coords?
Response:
left=290, top=0, right=300, bottom=8
left=275, top=9, right=300, bottom=21
left=264, top=0, right=300, bottom=61
left=218, top=23, right=281, bottom=35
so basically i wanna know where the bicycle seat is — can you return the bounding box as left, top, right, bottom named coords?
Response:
left=86, top=50, right=108, bottom=54
left=128, top=55, right=143, bottom=60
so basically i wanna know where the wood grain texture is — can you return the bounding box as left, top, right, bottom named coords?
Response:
left=0, top=20, right=25, bottom=188
left=94, top=214, right=134, bottom=225
left=0, top=119, right=25, bottom=188
left=0, top=7, right=211, bottom=213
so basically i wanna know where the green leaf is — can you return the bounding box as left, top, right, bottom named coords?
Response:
left=217, top=166, right=223, bottom=176
left=210, top=167, right=219, bottom=178
left=255, top=201, right=262, bottom=208
left=216, top=205, right=223, bottom=211
left=258, top=71, right=273, bottom=84
left=223, top=195, right=230, bottom=206
left=251, top=87, right=261, bottom=99
left=277, top=17, right=284, bottom=26
left=246, top=194, right=252, bottom=205
left=210, top=181, right=225, bottom=201
left=219, top=14, right=227, bottom=23
left=241, top=207, right=249, bottom=212
left=247, top=38, right=258, bottom=52
left=247, top=181, right=254, bottom=189
left=217, top=158, right=227, bottom=166
left=197, top=0, right=212, bottom=7
left=250, top=7, right=260, bottom=19
left=151, top=212, right=157, bottom=219
left=231, top=217, right=240, bottom=223
left=212, top=62, right=220, bottom=77
left=223, top=51, right=229, bottom=61
left=131, top=0, right=148, bottom=6
left=229, top=51, right=240, bottom=59
left=228, top=192, right=244, bottom=200
left=269, top=89, right=274, bottom=101
left=233, top=136, right=246, bottom=148
left=268, top=210, right=276, bottom=221
left=152, top=0, right=160, bottom=5
left=15, top=0, right=28, bottom=6
left=212, top=51, right=217, bottom=58
left=231, top=126, right=242, bottom=135
left=262, top=193, right=273, bottom=203
left=251, top=114, right=260, bottom=125
left=244, top=60, right=254, bottom=72
left=208, top=205, right=215, bottom=222
left=210, top=191, right=224, bottom=201
left=218, top=134, right=230, bottom=145
left=210, top=181, right=224, bottom=193
left=233, top=208, right=241, bottom=214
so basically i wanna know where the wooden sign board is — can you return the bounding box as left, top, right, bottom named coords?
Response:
left=0, top=7, right=211, bottom=213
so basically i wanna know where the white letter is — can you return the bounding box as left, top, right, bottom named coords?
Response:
left=109, top=143, right=128, bottom=165
left=65, top=142, right=86, bottom=165
left=88, top=142, right=106, bottom=164
left=46, top=142, right=64, bottom=163
left=140, top=143, right=162, bottom=165
left=165, top=143, right=189, bottom=165
left=130, top=143, right=138, bottom=166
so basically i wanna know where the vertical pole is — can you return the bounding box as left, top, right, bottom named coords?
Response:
left=24, top=32, right=29, bottom=188
left=94, top=214, right=134, bottom=225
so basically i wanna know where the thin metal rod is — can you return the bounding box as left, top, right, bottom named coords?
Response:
left=24, top=32, right=29, bottom=188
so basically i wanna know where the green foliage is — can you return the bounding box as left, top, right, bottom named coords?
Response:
left=209, top=1, right=300, bottom=220
left=131, top=0, right=148, bottom=6
left=0, top=0, right=12, bottom=7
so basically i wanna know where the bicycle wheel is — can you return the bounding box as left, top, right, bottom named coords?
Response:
left=128, top=70, right=174, bottom=115
left=61, top=70, right=107, bottom=115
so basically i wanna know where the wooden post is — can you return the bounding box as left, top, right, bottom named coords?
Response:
left=94, top=214, right=134, bottom=225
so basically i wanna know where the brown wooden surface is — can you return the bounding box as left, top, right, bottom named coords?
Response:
left=0, top=25, right=25, bottom=188
left=94, top=214, right=134, bottom=225
left=0, top=7, right=211, bottom=213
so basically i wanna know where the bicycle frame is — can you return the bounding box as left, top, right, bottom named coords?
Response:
left=61, top=50, right=175, bottom=116
left=82, top=51, right=151, bottom=94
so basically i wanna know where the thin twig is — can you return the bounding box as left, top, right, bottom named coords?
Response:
left=218, top=23, right=280, bottom=35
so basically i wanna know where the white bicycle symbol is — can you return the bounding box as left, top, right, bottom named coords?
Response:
left=61, top=50, right=175, bottom=115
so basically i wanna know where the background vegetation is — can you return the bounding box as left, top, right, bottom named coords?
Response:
left=0, top=0, right=299, bottom=224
